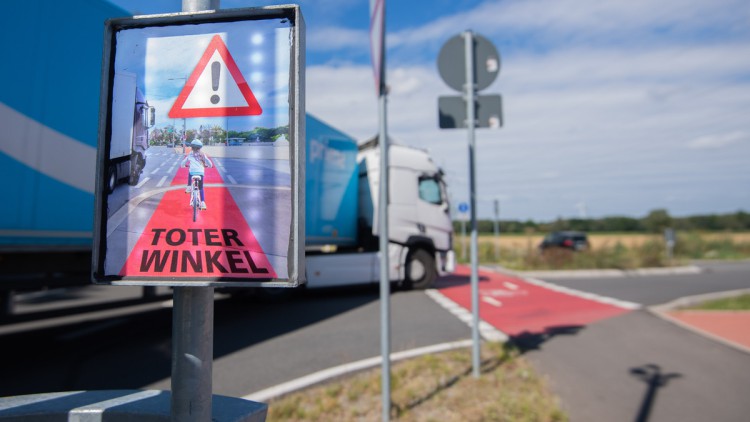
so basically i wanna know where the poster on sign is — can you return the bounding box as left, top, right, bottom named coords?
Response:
left=92, top=6, right=305, bottom=287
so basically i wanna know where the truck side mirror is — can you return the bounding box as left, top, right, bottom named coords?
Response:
left=143, top=106, right=156, bottom=128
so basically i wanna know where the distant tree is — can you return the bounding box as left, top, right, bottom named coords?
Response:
left=568, top=218, right=591, bottom=232
left=597, top=216, right=642, bottom=232
left=643, top=209, right=673, bottom=233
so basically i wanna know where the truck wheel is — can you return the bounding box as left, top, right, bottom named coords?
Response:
left=128, top=155, right=141, bottom=186
left=106, top=166, right=117, bottom=193
left=405, top=249, right=437, bottom=290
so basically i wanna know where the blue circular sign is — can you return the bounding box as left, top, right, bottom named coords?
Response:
left=458, top=202, right=469, bottom=213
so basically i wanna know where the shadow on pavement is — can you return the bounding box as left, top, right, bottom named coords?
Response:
left=0, top=284, right=382, bottom=397
left=508, top=325, right=585, bottom=352
left=630, top=364, right=682, bottom=422
left=432, top=273, right=492, bottom=289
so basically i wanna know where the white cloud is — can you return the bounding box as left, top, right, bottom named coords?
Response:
left=109, top=0, right=750, bottom=220
left=308, top=26, right=369, bottom=51
left=302, top=0, right=750, bottom=219
left=389, top=0, right=749, bottom=50
left=687, top=131, right=748, bottom=149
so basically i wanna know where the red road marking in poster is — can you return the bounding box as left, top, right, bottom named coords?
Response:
left=168, top=34, right=262, bottom=118
left=119, top=166, right=276, bottom=279
left=437, top=266, right=632, bottom=336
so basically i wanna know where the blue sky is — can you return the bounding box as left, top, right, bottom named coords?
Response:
left=114, top=19, right=291, bottom=131
left=109, top=0, right=750, bottom=221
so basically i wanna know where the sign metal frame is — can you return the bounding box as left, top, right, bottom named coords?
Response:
left=92, top=5, right=306, bottom=288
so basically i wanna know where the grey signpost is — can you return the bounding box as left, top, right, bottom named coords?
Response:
left=494, top=199, right=501, bottom=262
left=176, top=3, right=217, bottom=416
left=438, top=31, right=501, bottom=378
left=93, top=1, right=305, bottom=420
left=665, top=228, right=676, bottom=262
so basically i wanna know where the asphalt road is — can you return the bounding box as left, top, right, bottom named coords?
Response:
left=0, top=285, right=470, bottom=398
left=532, top=260, right=750, bottom=306
left=518, top=261, right=750, bottom=422
left=1, top=261, right=749, bottom=422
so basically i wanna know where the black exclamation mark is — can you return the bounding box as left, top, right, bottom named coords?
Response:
left=210, top=61, right=220, bottom=104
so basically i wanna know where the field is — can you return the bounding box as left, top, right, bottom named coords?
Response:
left=457, top=232, right=750, bottom=250
left=453, top=232, right=750, bottom=270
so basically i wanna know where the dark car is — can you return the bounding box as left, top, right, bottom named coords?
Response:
left=540, top=231, right=589, bottom=251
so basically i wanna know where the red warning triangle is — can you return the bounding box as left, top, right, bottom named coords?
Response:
left=169, top=34, right=262, bottom=118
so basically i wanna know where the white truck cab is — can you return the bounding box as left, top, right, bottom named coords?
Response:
left=305, top=132, right=455, bottom=290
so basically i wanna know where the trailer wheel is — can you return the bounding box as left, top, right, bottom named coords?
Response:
left=405, top=249, right=437, bottom=290
left=106, top=166, right=117, bottom=193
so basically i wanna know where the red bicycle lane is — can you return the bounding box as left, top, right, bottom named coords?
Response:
left=435, top=265, right=638, bottom=338
left=118, top=166, right=277, bottom=279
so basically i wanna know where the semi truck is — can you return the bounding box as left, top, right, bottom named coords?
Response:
left=0, top=0, right=129, bottom=313
left=108, top=71, right=155, bottom=193
left=304, top=115, right=454, bottom=290
left=0, top=0, right=454, bottom=312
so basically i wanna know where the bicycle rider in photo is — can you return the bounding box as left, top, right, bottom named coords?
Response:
left=181, top=139, right=213, bottom=210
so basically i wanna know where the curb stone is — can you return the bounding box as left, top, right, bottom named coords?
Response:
left=481, top=265, right=703, bottom=279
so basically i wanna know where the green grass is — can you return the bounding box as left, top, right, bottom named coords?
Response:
left=688, top=294, right=750, bottom=311
left=266, top=342, right=567, bottom=422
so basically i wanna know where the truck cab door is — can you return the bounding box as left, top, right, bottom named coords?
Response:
left=415, top=174, right=452, bottom=252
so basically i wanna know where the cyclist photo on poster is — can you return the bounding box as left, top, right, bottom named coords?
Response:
left=181, top=138, right=213, bottom=214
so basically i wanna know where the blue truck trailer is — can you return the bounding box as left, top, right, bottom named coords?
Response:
left=0, top=0, right=454, bottom=312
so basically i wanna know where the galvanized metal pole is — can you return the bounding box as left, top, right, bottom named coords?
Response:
left=171, top=287, right=214, bottom=421
left=461, top=218, right=467, bottom=261
left=464, top=30, right=481, bottom=378
left=378, top=91, right=391, bottom=421
left=374, top=1, right=391, bottom=419
left=171, top=2, right=219, bottom=421
left=182, top=0, right=219, bottom=12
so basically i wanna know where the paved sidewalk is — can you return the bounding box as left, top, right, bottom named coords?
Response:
left=665, top=310, right=750, bottom=351
left=487, top=264, right=750, bottom=354
left=650, top=288, right=750, bottom=355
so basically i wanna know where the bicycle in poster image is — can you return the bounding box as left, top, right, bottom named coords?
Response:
left=189, top=175, right=203, bottom=222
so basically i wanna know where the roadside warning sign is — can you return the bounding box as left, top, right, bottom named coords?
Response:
left=94, top=7, right=306, bottom=287
left=169, top=35, right=262, bottom=118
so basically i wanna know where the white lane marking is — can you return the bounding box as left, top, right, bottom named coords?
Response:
left=227, top=175, right=237, bottom=184
left=503, top=281, right=519, bottom=290
left=523, top=277, right=641, bottom=310
left=482, top=296, right=503, bottom=307
left=156, top=176, right=168, bottom=188
left=484, top=288, right=526, bottom=298
left=243, top=340, right=474, bottom=403
left=135, top=177, right=150, bottom=189
left=425, top=289, right=508, bottom=343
